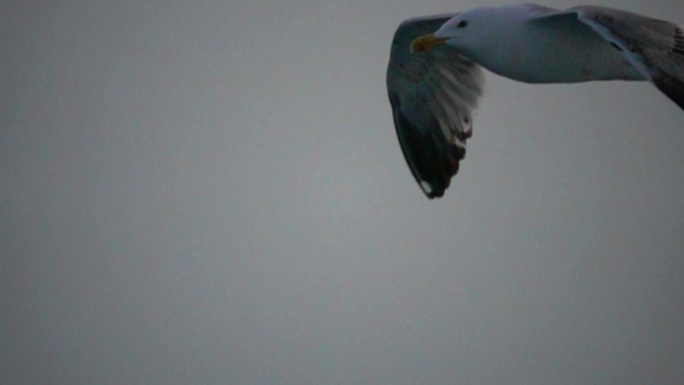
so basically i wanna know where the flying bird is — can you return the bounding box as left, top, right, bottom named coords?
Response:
left=387, top=4, right=684, bottom=198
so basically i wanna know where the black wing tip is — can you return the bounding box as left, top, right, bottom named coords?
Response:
left=670, top=27, right=684, bottom=56
left=421, top=182, right=444, bottom=199
left=653, top=73, right=684, bottom=111
left=390, top=96, right=464, bottom=199
left=414, top=143, right=466, bottom=199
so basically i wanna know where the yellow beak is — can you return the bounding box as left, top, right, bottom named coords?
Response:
left=410, top=33, right=448, bottom=54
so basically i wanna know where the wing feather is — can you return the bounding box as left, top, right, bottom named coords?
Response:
left=386, top=15, right=483, bottom=198
left=531, top=6, right=684, bottom=110
left=575, top=7, right=684, bottom=110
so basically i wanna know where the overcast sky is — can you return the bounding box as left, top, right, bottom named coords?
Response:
left=2, top=1, right=684, bottom=384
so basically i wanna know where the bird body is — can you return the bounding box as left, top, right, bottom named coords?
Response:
left=432, top=4, right=644, bottom=83
left=387, top=4, right=684, bottom=198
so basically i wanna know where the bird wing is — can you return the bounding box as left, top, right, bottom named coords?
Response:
left=387, top=15, right=483, bottom=199
left=530, top=6, right=684, bottom=110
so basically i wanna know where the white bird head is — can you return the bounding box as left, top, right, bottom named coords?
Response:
left=410, top=6, right=525, bottom=62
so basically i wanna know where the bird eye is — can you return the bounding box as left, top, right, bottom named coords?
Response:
left=457, top=20, right=468, bottom=28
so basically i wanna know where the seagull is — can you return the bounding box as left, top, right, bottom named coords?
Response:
left=387, top=4, right=684, bottom=198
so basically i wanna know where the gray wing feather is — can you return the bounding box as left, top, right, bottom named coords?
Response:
left=387, top=15, right=483, bottom=199
left=574, top=6, right=684, bottom=110
left=533, top=6, right=684, bottom=110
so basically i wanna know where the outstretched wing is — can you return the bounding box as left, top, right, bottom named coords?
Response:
left=531, top=6, right=684, bottom=110
left=387, top=15, right=483, bottom=199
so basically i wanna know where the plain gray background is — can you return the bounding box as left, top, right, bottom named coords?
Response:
left=2, top=1, right=683, bottom=384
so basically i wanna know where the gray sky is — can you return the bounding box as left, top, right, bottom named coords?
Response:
left=2, top=1, right=684, bottom=384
